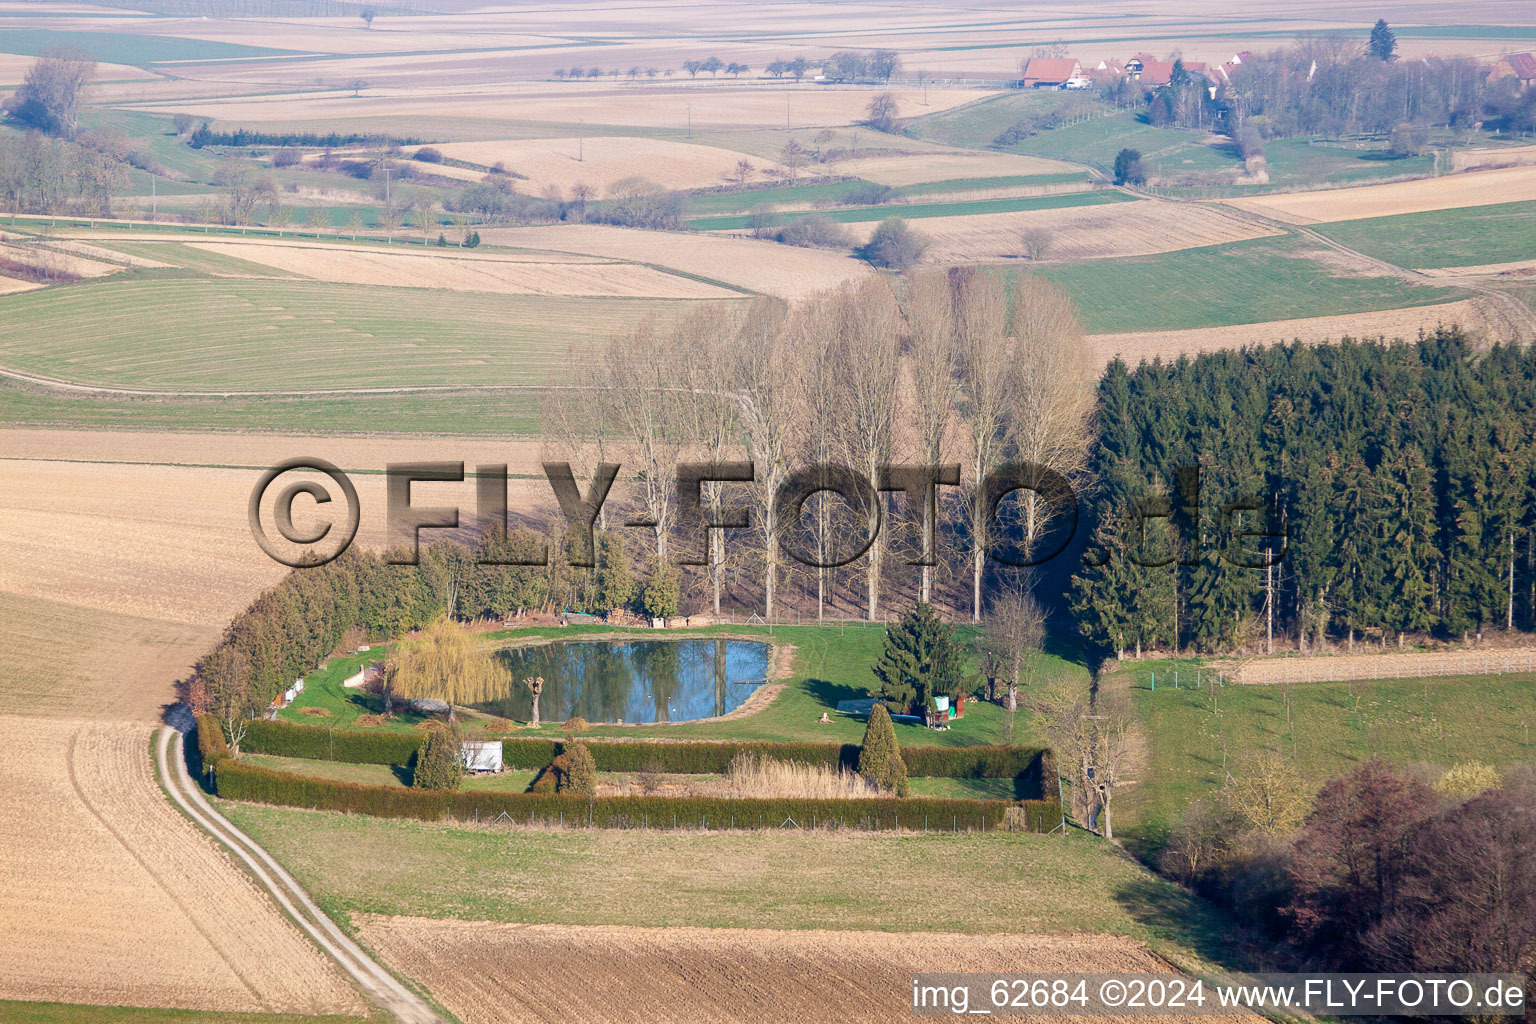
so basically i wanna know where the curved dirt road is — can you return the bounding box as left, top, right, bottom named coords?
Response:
left=155, top=726, right=443, bottom=1024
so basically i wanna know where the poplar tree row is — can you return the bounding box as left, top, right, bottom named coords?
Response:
left=1071, top=330, right=1536, bottom=656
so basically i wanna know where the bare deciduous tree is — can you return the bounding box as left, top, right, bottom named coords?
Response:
left=731, top=297, right=796, bottom=619
left=1008, top=274, right=1094, bottom=561
left=6, top=51, right=95, bottom=139
left=981, top=590, right=1045, bottom=713
left=902, top=269, right=960, bottom=604
left=1018, top=226, right=1054, bottom=260
left=832, top=279, right=902, bottom=621
left=523, top=676, right=544, bottom=726
left=952, top=267, right=1015, bottom=621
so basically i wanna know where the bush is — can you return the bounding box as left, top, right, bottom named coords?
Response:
left=563, top=716, right=590, bottom=734
left=560, top=741, right=597, bottom=795
left=413, top=146, right=444, bottom=163
left=856, top=705, right=909, bottom=796
left=412, top=722, right=463, bottom=790
left=271, top=148, right=302, bottom=168
left=856, top=217, right=927, bottom=269
left=213, top=758, right=1053, bottom=831
left=841, top=182, right=897, bottom=206
left=1113, top=148, right=1146, bottom=185
left=775, top=214, right=852, bottom=248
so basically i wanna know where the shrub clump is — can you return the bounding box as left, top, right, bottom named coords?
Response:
left=856, top=216, right=927, bottom=269
left=561, top=741, right=598, bottom=795
left=774, top=214, right=852, bottom=248
left=856, top=704, right=910, bottom=796
left=412, top=721, right=463, bottom=791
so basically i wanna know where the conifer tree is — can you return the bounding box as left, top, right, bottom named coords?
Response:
left=871, top=601, right=966, bottom=715
left=412, top=721, right=463, bottom=790
left=560, top=741, right=597, bottom=795
left=856, top=704, right=909, bottom=795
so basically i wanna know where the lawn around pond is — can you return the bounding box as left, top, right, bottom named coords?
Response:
left=278, top=623, right=1085, bottom=750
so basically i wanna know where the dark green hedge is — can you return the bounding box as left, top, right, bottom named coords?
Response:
left=215, top=759, right=1059, bottom=832
left=243, top=719, right=427, bottom=764
left=236, top=719, right=1046, bottom=788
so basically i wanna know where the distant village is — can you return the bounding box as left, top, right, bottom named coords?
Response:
left=1019, top=49, right=1536, bottom=93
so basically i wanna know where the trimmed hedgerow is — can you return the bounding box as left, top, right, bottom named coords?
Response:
left=243, top=718, right=426, bottom=765
left=232, top=720, right=1047, bottom=786
left=194, top=714, right=231, bottom=769
left=214, top=759, right=1058, bottom=832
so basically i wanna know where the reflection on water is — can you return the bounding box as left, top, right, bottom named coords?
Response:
left=472, top=639, right=770, bottom=724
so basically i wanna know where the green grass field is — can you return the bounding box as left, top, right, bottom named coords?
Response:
left=0, top=381, right=547, bottom=434
left=907, top=96, right=1234, bottom=179
left=0, top=28, right=297, bottom=65
left=217, top=803, right=1230, bottom=958
left=904, top=92, right=1097, bottom=151
left=900, top=172, right=1089, bottom=196
left=1114, top=661, right=1536, bottom=857
left=0, top=1003, right=385, bottom=1024
left=687, top=189, right=1133, bottom=231
left=1259, top=138, right=1435, bottom=188
left=279, top=624, right=1082, bottom=750
left=683, top=173, right=1093, bottom=218
left=1311, top=201, right=1536, bottom=269
left=1038, top=235, right=1463, bottom=333
left=0, top=278, right=708, bottom=390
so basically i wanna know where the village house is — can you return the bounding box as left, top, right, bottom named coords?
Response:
left=1487, top=52, right=1536, bottom=87
left=1021, top=56, right=1084, bottom=89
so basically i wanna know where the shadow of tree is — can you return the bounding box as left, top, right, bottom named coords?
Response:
left=805, top=675, right=866, bottom=711
left=1112, top=871, right=1237, bottom=966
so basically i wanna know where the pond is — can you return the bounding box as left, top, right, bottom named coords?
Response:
left=470, top=639, right=771, bottom=724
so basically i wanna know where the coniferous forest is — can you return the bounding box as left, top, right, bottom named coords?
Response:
left=1070, top=329, right=1536, bottom=656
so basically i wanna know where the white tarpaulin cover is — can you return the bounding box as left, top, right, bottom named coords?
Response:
left=460, top=740, right=503, bottom=772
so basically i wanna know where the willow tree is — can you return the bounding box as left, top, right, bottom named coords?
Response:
left=385, top=617, right=508, bottom=720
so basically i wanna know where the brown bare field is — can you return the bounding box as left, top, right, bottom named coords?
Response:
left=0, top=436, right=555, bottom=722
left=837, top=198, right=1276, bottom=264
left=1231, top=647, right=1536, bottom=685
left=1085, top=299, right=1495, bottom=369
left=1451, top=144, right=1536, bottom=171
left=182, top=241, right=738, bottom=297
left=47, top=239, right=173, bottom=268
left=483, top=223, right=874, bottom=299
left=423, top=137, right=784, bottom=194
left=0, top=273, right=40, bottom=295
left=1225, top=165, right=1536, bottom=224
left=0, top=591, right=215, bottom=723
left=0, top=51, right=156, bottom=84
left=836, top=150, right=1081, bottom=185
left=0, top=714, right=365, bottom=1013
left=358, top=917, right=1242, bottom=1024
left=0, top=240, right=121, bottom=278
left=133, top=85, right=996, bottom=131
left=1419, top=259, right=1536, bottom=277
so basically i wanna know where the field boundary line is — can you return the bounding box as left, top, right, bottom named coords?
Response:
left=155, top=725, right=444, bottom=1024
